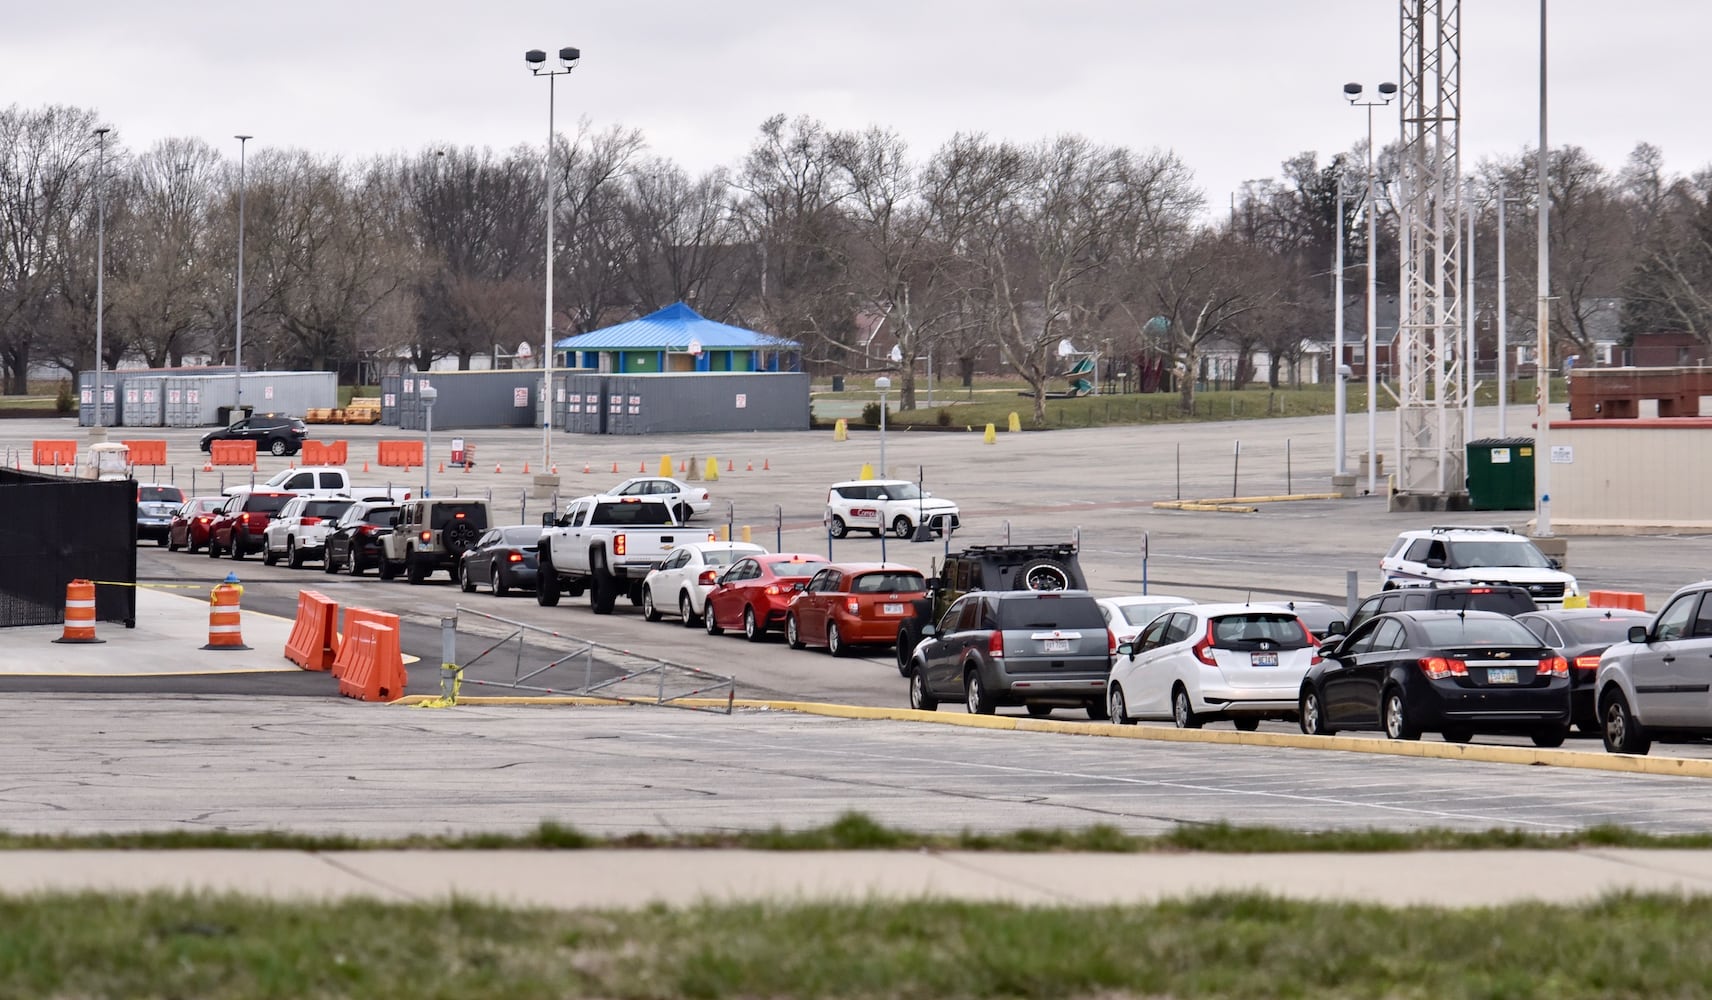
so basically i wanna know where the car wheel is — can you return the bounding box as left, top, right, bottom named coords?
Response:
left=188, top=536, right=201, bottom=555
left=908, top=666, right=938, bottom=712
left=1441, top=726, right=1474, bottom=744
left=589, top=567, right=618, bottom=615
left=230, top=535, right=246, bottom=560
left=406, top=554, right=428, bottom=585
left=743, top=606, right=763, bottom=642
left=964, top=668, right=995, bottom=716
left=827, top=516, right=847, bottom=539
left=642, top=586, right=662, bottom=622
left=892, top=515, right=913, bottom=539
left=155, top=535, right=167, bottom=547
left=270, top=439, right=288, bottom=457
left=1016, top=558, right=1072, bottom=592
left=785, top=614, right=805, bottom=650
left=674, top=503, right=691, bottom=524
left=322, top=553, right=338, bottom=575
left=379, top=558, right=397, bottom=581
left=492, top=566, right=509, bottom=597
left=168, top=534, right=180, bottom=552
left=1171, top=686, right=1202, bottom=729
left=207, top=538, right=221, bottom=558
left=827, top=622, right=847, bottom=657
left=1109, top=684, right=1133, bottom=725
left=679, top=592, right=699, bottom=627
left=1299, top=689, right=1334, bottom=736
left=1085, top=698, right=1109, bottom=722
left=263, top=543, right=278, bottom=566
left=287, top=539, right=304, bottom=569
left=704, top=602, right=724, bottom=636
left=1383, top=687, right=1420, bottom=741
left=535, top=552, right=560, bottom=607
left=459, top=562, right=476, bottom=593
left=895, top=623, right=919, bottom=676
left=1026, top=704, right=1053, bottom=718
left=1601, top=689, right=1650, bottom=755
left=1530, top=726, right=1570, bottom=749
left=1233, top=718, right=1260, bottom=732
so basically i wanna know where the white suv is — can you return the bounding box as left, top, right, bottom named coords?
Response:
left=263, top=496, right=357, bottom=568
left=825, top=480, right=960, bottom=539
left=1379, top=525, right=1578, bottom=607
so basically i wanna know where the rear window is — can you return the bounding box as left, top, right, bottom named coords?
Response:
left=430, top=504, right=488, bottom=530
left=304, top=500, right=353, bottom=519
left=1210, top=613, right=1311, bottom=650
left=364, top=508, right=399, bottom=527
left=1418, top=616, right=1541, bottom=647
left=243, top=493, right=292, bottom=514
left=140, top=486, right=183, bottom=503
left=766, top=558, right=829, bottom=578
left=590, top=501, right=673, bottom=526
left=995, top=595, right=1105, bottom=630
left=1561, top=616, right=1646, bottom=645
left=703, top=549, right=750, bottom=567
left=852, top=571, right=926, bottom=594
left=500, top=526, right=543, bottom=545
left=1430, top=590, right=1535, bottom=616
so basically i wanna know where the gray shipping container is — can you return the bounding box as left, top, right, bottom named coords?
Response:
left=76, top=370, right=121, bottom=427
left=581, top=372, right=809, bottom=436
left=386, top=368, right=588, bottom=430
left=157, top=371, right=336, bottom=427
left=121, top=376, right=165, bottom=427
left=379, top=375, right=402, bottom=426
left=558, top=373, right=607, bottom=435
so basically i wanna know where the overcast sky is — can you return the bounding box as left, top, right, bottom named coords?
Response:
left=4, top=1, right=1703, bottom=210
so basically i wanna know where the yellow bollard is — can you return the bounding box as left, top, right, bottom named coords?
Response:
left=1007, top=412, right=1022, bottom=433
left=720, top=524, right=730, bottom=541
left=834, top=418, right=848, bottom=442
left=741, top=525, right=752, bottom=543
left=858, top=462, right=875, bottom=481
left=1562, top=594, right=1589, bottom=609
left=984, top=423, right=997, bottom=444
left=704, top=456, right=720, bottom=482
left=659, top=455, right=673, bottom=477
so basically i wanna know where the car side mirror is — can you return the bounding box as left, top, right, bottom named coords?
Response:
left=1629, top=625, right=1649, bottom=644
left=792, top=582, right=806, bottom=592
left=541, top=512, right=556, bottom=527
left=875, top=493, right=888, bottom=501
left=389, top=516, right=400, bottom=527
left=919, top=624, right=938, bottom=638
left=1116, top=640, right=1138, bottom=660
left=1548, top=557, right=1562, bottom=570
left=1324, top=621, right=1347, bottom=639
left=1425, top=557, right=1445, bottom=569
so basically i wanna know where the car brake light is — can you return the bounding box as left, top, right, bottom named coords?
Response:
left=1540, top=655, right=1570, bottom=678
left=1418, top=656, right=1469, bottom=679
left=301, top=517, right=320, bottom=526
left=613, top=534, right=626, bottom=556
left=1296, top=619, right=1324, bottom=665
left=507, top=552, right=524, bottom=563
left=765, top=584, right=782, bottom=596
left=419, top=530, right=432, bottom=542
left=988, top=631, right=1005, bottom=658
left=1107, top=629, right=1117, bottom=655
left=847, top=600, right=861, bottom=615
left=1191, top=623, right=1218, bottom=666
left=1467, top=587, right=1493, bottom=594
left=454, top=511, right=465, bottom=518
left=357, top=526, right=376, bottom=536
left=238, top=513, right=250, bottom=524
left=1573, top=654, right=1601, bottom=672
left=698, top=569, right=717, bottom=586
left=196, top=516, right=209, bottom=524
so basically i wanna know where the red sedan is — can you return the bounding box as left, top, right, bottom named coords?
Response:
left=786, top=562, right=928, bottom=656
left=704, top=552, right=831, bottom=642
left=168, top=496, right=227, bottom=554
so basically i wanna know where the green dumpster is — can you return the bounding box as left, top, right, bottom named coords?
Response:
left=1465, top=437, right=1536, bottom=510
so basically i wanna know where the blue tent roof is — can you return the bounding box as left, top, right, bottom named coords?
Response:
left=554, top=302, right=797, bottom=351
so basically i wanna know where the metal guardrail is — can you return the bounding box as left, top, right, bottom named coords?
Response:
left=437, top=605, right=735, bottom=713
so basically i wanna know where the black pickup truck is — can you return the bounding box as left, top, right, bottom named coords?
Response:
left=894, top=542, right=1087, bottom=672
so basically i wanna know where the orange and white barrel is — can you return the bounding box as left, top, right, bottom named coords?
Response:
left=200, top=582, right=252, bottom=651
left=53, top=579, right=103, bottom=644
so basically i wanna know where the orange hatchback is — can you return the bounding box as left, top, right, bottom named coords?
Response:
left=786, top=562, right=928, bottom=657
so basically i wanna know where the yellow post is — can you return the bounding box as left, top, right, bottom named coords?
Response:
left=833, top=418, right=848, bottom=442
left=1562, top=594, right=1589, bottom=609
left=659, top=455, right=673, bottom=477
left=859, top=462, right=875, bottom=481
left=720, top=524, right=730, bottom=541
left=983, top=423, right=997, bottom=444
left=704, top=456, right=719, bottom=481
left=741, top=525, right=752, bottom=543
left=1007, top=412, right=1022, bottom=433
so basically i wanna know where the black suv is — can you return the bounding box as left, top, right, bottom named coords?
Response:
left=895, top=543, right=1087, bottom=672
left=200, top=413, right=309, bottom=457
left=1339, top=584, right=1538, bottom=637
left=906, top=590, right=1113, bottom=719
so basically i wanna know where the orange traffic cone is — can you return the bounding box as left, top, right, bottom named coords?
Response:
left=362, top=460, right=370, bottom=473
left=639, top=460, right=646, bottom=473
left=727, top=459, right=735, bottom=472
left=763, top=458, right=770, bottom=471
left=523, top=461, right=530, bottom=474
left=202, top=462, right=213, bottom=472
left=464, top=462, right=471, bottom=474
left=678, top=459, right=688, bottom=474
left=746, top=461, right=754, bottom=472
left=611, top=462, right=619, bottom=473
left=437, top=461, right=445, bottom=474
left=583, top=462, right=591, bottom=474
left=53, top=580, right=102, bottom=644
left=495, top=462, right=503, bottom=473
left=551, top=464, right=558, bottom=475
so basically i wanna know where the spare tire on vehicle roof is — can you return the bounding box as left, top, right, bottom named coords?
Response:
left=1015, top=557, right=1072, bottom=592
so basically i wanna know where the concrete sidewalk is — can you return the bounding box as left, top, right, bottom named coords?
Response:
left=4, top=586, right=297, bottom=676
left=4, top=848, right=1712, bottom=907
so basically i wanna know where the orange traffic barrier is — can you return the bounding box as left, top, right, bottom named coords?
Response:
left=1589, top=590, right=1647, bottom=612
left=209, top=440, right=257, bottom=467
left=201, top=581, right=251, bottom=650
left=302, top=440, right=349, bottom=466
left=331, top=607, right=402, bottom=680
left=283, top=590, right=340, bottom=672
left=120, top=439, right=167, bottom=466
left=53, top=579, right=102, bottom=644
left=32, top=440, right=77, bottom=469
left=337, top=621, right=407, bottom=702
left=377, top=440, right=424, bottom=469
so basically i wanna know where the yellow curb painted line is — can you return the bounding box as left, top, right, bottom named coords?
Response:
left=1152, top=501, right=1259, bottom=513
left=1213, top=493, right=1347, bottom=504
left=391, top=694, right=1712, bottom=780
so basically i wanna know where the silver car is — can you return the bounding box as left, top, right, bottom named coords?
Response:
left=906, top=590, right=1112, bottom=719
left=1595, top=580, right=1712, bottom=755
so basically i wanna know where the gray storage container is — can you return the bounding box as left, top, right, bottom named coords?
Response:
left=380, top=375, right=402, bottom=426
left=559, top=373, right=607, bottom=435
left=587, top=372, right=810, bottom=436
left=121, top=376, right=165, bottom=427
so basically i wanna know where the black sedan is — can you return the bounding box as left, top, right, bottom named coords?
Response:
left=1517, top=607, right=1653, bottom=733
left=458, top=525, right=544, bottom=596
left=323, top=502, right=400, bottom=576
left=1299, top=610, right=1571, bottom=747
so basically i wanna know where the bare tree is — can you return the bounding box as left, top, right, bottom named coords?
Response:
left=617, top=158, right=752, bottom=319
left=1151, top=227, right=1279, bottom=412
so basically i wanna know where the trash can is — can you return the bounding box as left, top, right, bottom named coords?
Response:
left=1465, top=437, right=1536, bottom=510
left=831, top=375, right=845, bottom=392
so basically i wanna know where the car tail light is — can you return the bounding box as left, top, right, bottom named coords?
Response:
left=698, top=569, right=717, bottom=586
left=1573, top=654, right=1601, bottom=672
left=301, top=517, right=320, bottom=526
left=357, top=525, right=377, bottom=537
left=1467, top=587, right=1493, bottom=594
left=847, top=600, right=861, bottom=615
left=1107, top=629, right=1117, bottom=656
left=1418, top=656, right=1469, bottom=679
left=1296, top=620, right=1324, bottom=665
left=764, top=584, right=782, bottom=596
left=238, top=513, right=250, bottom=524
left=613, top=534, right=626, bottom=556
left=507, top=552, right=524, bottom=563
left=419, top=530, right=432, bottom=542
left=1191, top=623, right=1218, bottom=666
left=196, top=516, right=210, bottom=524
left=1540, top=655, right=1570, bottom=678
left=454, top=511, right=465, bottom=519
left=988, top=631, right=1005, bottom=658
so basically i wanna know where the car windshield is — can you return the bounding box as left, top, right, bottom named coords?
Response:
left=1431, top=590, right=1536, bottom=616
left=139, top=486, right=182, bottom=503
left=262, top=470, right=297, bottom=487
left=500, top=526, right=543, bottom=545
left=304, top=500, right=353, bottom=519
left=243, top=494, right=292, bottom=514
left=1209, top=613, right=1310, bottom=650
left=874, top=483, right=923, bottom=501
left=996, top=596, right=1105, bottom=630
left=852, top=571, right=926, bottom=594
left=1561, top=616, right=1647, bottom=645
left=1418, top=616, right=1541, bottom=647
left=590, top=501, right=674, bottom=526
left=1445, top=540, right=1552, bottom=569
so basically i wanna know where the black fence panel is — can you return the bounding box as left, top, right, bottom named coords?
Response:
left=0, top=469, right=137, bottom=628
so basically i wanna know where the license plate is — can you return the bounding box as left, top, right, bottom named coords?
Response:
left=1487, top=667, right=1518, bottom=685
left=883, top=603, right=904, bottom=615
left=1251, top=652, right=1278, bottom=667
left=1044, top=639, right=1070, bottom=653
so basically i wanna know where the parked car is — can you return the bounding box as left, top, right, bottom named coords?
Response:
left=379, top=498, right=491, bottom=584
left=640, top=542, right=767, bottom=625
left=1343, top=584, right=1538, bottom=635
left=199, top=413, right=309, bottom=457
left=1595, top=580, right=1712, bottom=756
left=536, top=494, right=685, bottom=613
left=207, top=491, right=294, bottom=559
left=896, top=542, right=1087, bottom=671
left=458, top=525, right=545, bottom=596
left=704, top=553, right=831, bottom=642
left=786, top=563, right=928, bottom=656
left=1378, top=525, right=1578, bottom=607
left=322, top=502, right=401, bottom=576
left=825, top=479, right=960, bottom=539
left=262, top=496, right=355, bottom=567
left=1278, top=600, right=1347, bottom=641
left=1108, top=604, right=1319, bottom=730
left=1517, top=607, right=1653, bottom=732
left=226, top=465, right=409, bottom=502
left=607, top=476, right=711, bottom=522
left=135, top=483, right=185, bottom=546
left=1299, top=610, right=1570, bottom=746
left=1096, top=594, right=1196, bottom=644
left=906, top=590, right=1113, bottom=719
left=167, top=496, right=226, bottom=553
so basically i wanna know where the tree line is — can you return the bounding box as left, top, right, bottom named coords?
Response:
left=3, top=102, right=1709, bottom=418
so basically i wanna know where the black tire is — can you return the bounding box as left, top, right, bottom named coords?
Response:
left=679, top=592, right=699, bottom=627
left=263, top=544, right=279, bottom=566
left=704, top=601, right=724, bottom=635
left=642, top=586, right=662, bottom=622
left=270, top=439, right=288, bottom=457
left=827, top=622, right=848, bottom=657
left=1171, top=685, right=1202, bottom=729
left=379, top=558, right=397, bottom=581
left=155, top=535, right=167, bottom=547
left=1383, top=686, right=1420, bottom=741
left=1601, top=688, right=1650, bottom=755
left=1109, top=684, right=1133, bottom=725
left=1441, top=726, right=1474, bottom=744
left=589, top=569, right=618, bottom=615
left=743, top=605, right=763, bottom=642
left=492, top=566, right=509, bottom=597
left=188, top=535, right=201, bottom=555
left=1085, top=698, right=1109, bottom=722
left=287, top=539, right=304, bottom=569
left=1299, top=688, right=1334, bottom=736
left=827, top=516, right=847, bottom=539
left=535, top=552, right=561, bottom=607
left=895, top=623, right=919, bottom=676
left=1016, top=558, right=1072, bottom=592
left=1531, top=726, right=1570, bottom=749
left=964, top=668, right=996, bottom=716
left=908, top=666, right=938, bottom=711
left=786, top=614, right=805, bottom=649
left=168, top=534, right=180, bottom=552
left=459, top=562, right=476, bottom=593
left=406, top=555, right=427, bottom=585
left=1026, top=704, right=1053, bottom=718
left=892, top=515, right=913, bottom=539
left=207, top=538, right=221, bottom=558
left=1233, top=718, right=1260, bottom=732
left=230, top=535, right=246, bottom=560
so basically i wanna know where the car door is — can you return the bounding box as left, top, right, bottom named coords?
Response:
left=709, top=558, right=756, bottom=628
left=797, top=568, right=836, bottom=638
left=1320, top=618, right=1387, bottom=726
left=1120, top=615, right=1176, bottom=717
left=1679, top=599, right=1712, bottom=730
left=655, top=548, right=690, bottom=600
left=924, top=598, right=979, bottom=695
left=1630, top=591, right=1701, bottom=725
left=467, top=529, right=499, bottom=578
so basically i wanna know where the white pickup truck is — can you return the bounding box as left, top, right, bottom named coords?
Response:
left=536, top=494, right=688, bottom=615
left=224, top=465, right=411, bottom=503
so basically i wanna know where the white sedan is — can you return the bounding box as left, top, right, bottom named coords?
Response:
left=263, top=496, right=356, bottom=568
left=1096, top=594, right=1195, bottom=644
left=608, top=476, right=711, bottom=522
left=1106, top=603, right=1320, bottom=730
left=640, top=541, right=766, bottom=625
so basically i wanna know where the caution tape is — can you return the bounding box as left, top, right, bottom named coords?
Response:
left=413, top=663, right=463, bottom=709
left=88, top=580, right=219, bottom=590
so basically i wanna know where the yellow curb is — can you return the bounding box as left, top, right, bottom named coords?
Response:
left=390, top=694, right=1712, bottom=780
left=1152, top=501, right=1258, bottom=513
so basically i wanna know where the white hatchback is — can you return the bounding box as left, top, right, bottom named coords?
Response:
left=263, top=495, right=357, bottom=568
left=1107, top=604, right=1321, bottom=730
left=641, top=541, right=767, bottom=625
left=1096, top=594, right=1195, bottom=644
left=825, top=480, right=960, bottom=539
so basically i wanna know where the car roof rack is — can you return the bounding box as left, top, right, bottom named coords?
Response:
left=1428, top=524, right=1515, bottom=534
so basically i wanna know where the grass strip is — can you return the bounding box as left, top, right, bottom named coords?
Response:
left=0, top=891, right=1706, bottom=998
left=4, top=812, right=1712, bottom=853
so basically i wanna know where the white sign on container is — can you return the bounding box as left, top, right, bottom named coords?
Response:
left=383, top=393, right=396, bottom=406
left=735, top=394, right=747, bottom=409
left=1550, top=445, right=1574, bottom=464
left=513, top=387, right=529, bottom=407
left=264, top=386, right=274, bottom=400
left=1490, top=448, right=1511, bottom=464
left=404, top=379, right=415, bottom=393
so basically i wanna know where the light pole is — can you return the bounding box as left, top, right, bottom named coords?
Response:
left=420, top=385, right=437, bottom=498
left=92, top=126, right=110, bottom=435
left=1345, top=80, right=1398, bottom=496
left=526, top=45, right=581, bottom=475
left=1332, top=169, right=1347, bottom=477
left=234, top=134, right=252, bottom=421
left=874, top=376, right=891, bottom=478
left=1534, top=0, right=1554, bottom=538
left=1496, top=181, right=1519, bottom=437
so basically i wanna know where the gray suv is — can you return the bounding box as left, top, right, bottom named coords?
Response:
left=1595, top=580, right=1712, bottom=755
left=905, top=590, right=1112, bottom=719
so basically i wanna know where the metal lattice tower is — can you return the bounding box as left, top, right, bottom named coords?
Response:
left=1395, top=0, right=1466, bottom=501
